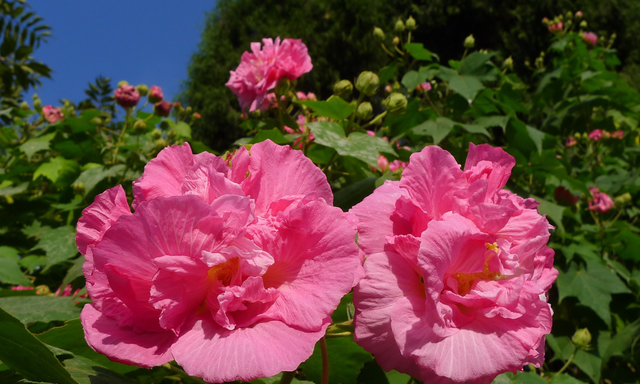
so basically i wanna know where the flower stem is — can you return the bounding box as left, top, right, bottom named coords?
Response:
left=556, top=351, right=575, bottom=375
left=279, top=371, right=296, bottom=384
left=320, top=336, right=329, bottom=384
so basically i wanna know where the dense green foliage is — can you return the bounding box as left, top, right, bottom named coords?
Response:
left=182, top=0, right=640, bottom=152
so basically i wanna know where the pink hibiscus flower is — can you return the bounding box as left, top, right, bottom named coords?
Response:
left=349, top=144, right=556, bottom=383
left=77, top=140, right=362, bottom=382
left=588, top=129, right=604, bottom=141
left=226, top=38, right=312, bottom=113
left=588, top=187, right=614, bottom=213
left=583, top=32, right=598, bottom=46
left=42, top=105, right=65, bottom=123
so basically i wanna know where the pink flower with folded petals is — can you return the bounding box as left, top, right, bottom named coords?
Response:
left=296, top=91, right=307, bottom=101
left=306, top=92, right=317, bottom=101
left=226, top=38, right=312, bottom=113
left=378, top=154, right=389, bottom=172
left=114, top=85, right=140, bottom=108
left=589, top=129, right=604, bottom=141
left=77, top=140, right=362, bottom=383
left=388, top=160, right=409, bottom=172
left=612, top=130, right=624, bottom=139
left=548, top=22, right=563, bottom=33
left=565, top=137, right=577, bottom=147
left=583, top=32, right=598, bottom=46
left=148, top=85, right=164, bottom=103
left=349, top=143, right=556, bottom=383
left=588, top=187, right=614, bottom=212
left=42, top=105, right=65, bottom=123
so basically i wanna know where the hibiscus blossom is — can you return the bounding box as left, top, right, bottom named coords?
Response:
left=226, top=38, right=312, bottom=113
left=77, top=140, right=362, bottom=382
left=349, top=143, right=556, bottom=383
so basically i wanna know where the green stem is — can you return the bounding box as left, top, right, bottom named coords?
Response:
left=279, top=371, right=296, bottom=384
left=112, top=107, right=132, bottom=164
left=424, top=93, right=441, bottom=117
left=381, top=43, right=395, bottom=58
left=347, top=93, right=365, bottom=132
left=556, top=351, right=575, bottom=375
left=360, top=111, right=387, bottom=129
left=320, top=336, right=329, bottom=384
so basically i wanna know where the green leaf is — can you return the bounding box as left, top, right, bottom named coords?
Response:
left=61, top=257, right=85, bottom=288
left=550, top=374, right=587, bottom=384
left=72, top=164, right=126, bottom=196
left=492, top=371, right=547, bottom=383
left=64, top=354, right=136, bottom=384
left=333, top=177, right=377, bottom=211
left=173, top=121, right=192, bottom=139
left=0, top=296, right=81, bottom=324
left=385, top=370, right=412, bottom=384
left=0, top=246, right=31, bottom=286
left=300, top=337, right=373, bottom=384
left=532, top=196, right=565, bottom=233
left=20, top=132, right=56, bottom=159
left=18, top=255, right=47, bottom=273
left=38, top=319, right=137, bottom=374
left=33, top=156, right=80, bottom=184
left=357, top=361, right=389, bottom=384
left=475, top=115, right=509, bottom=132
left=601, top=318, right=640, bottom=366
left=615, top=230, right=640, bottom=262
left=545, top=334, right=576, bottom=362
left=459, top=52, right=495, bottom=76
left=404, top=43, right=433, bottom=61
left=297, top=98, right=356, bottom=120
left=572, top=349, right=601, bottom=384
left=525, top=125, right=545, bottom=154
left=557, top=261, right=631, bottom=327
left=250, top=129, right=291, bottom=145
left=412, top=117, right=455, bottom=144
left=250, top=373, right=313, bottom=384
left=378, top=62, right=398, bottom=84
left=0, top=307, right=78, bottom=384
left=401, top=70, right=429, bottom=90
left=438, top=66, right=484, bottom=101
left=0, top=181, right=28, bottom=197
left=32, top=225, right=78, bottom=269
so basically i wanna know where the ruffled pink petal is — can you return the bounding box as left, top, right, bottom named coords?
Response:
left=181, top=162, right=244, bottom=204
left=464, top=143, right=515, bottom=194
left=81, top=304, right=176, bottom=368
left=241, top=140, right=333, bottom=214
left=171, top=316, right=330, bottom=383
left=349, top=181, right=408, bottom=254
left=400, top=146, right=466, bottom=218
left=353, top=251, right=424, bottom=378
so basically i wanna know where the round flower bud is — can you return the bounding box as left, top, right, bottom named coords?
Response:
left=33, top=97, right=42, bottom=110
left=464, top=34, right=475, bottom=49
left=580, top=20, right=587, bottom=28
left=394, top=18, right=405, bottom=33
left=575, top=11, right=583, bottom=19
left=167, top=129, right=177, bottom=139
left=383, top=92, right=408, bottom=116
left=614, top=192, right=632, bottom=207
left=117, top=80, right=129, bottom=88
left=154, top=101, right=173, bottom=117
left=148, top=86, right=164, bottom=103
left=542, top=17, right=549, bottom=25
left=373, top=27, right=385, bottom=42
left=159, top=120, right=170, bottom=130
left=274, top=77, right=291, bottom=96
left=502, top=56, right=514, bottom=71
left=73, top=182, right=86, bottom=195
left=36, top=285, right=51, bottom=296
left=356, top=71, right=380, bottom=96
left=136, top=84, right=149, bottom=97
left=356, top=102, right=373, bottom=120
left=572, top=328, right=592, bottom=350
left=566, top=11, right=573, bottom=20
left=90, top=117, right=103, bottom=125
left=133, top=119, right=147, bottom=133
left=334, top=79, right=353, bottom=99
left=151, top=128, right=162, bottom=140
left=192, top=112, right=201, bottom=120
left=393, top=36, right=400, bottom=46
left=154, top=138, right=168, bottom=150
left=405, top=16, right=416, bottom=31
left=114, top=85, right=140, bottom=108
left=19, top=101, right=30, bottom=110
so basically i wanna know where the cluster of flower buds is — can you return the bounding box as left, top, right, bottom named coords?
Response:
left=588, top=129, right=624, bottom=141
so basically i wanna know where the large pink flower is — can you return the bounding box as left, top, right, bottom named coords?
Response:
left=349, top=143, right=557, bottom=383
left=226, top=38, right=313, bottom=113
left=77, top=140, right=362, bottom=382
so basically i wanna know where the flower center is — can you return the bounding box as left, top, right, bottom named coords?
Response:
left=453, top=242, right=502, bottom=296
left=207, top=257, right=240, bottom=287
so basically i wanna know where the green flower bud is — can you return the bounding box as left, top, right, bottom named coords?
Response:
left=36, top=285, right=51, bottom=296
left=614, top=192, right=632, bottom=207
left=159, top=120, right=170, bottom=130
left=566, top=11, right=573, bottom=20
left=154, top=138, right=168, bottom=150
left=464, top=34, right=475, bottom=49
left=136, top=84, right=149, bottom=96
left=383, top=92, right=408, bottom=116
left=133, top=119, right=147, bottom=133
left=356, top=71, right=380, bottom=96
left=573, top=132, right=581, bottom=139
left=334, top=79, right=353, bottom=99
left=274, top=77, right=290, bottom=96
left=580, top=20, right=587, bottom=28
left=90, top=117, right=103, bottom=125
left=373, top=27, right=385, bottom=42
left=393, top=36, right=400, bottom=46
left=405, top=16, right=417, bottom=31
left=502, top=56, right=514, bottom=71
left=12, top=116, right=22, bottom=124
left=572, top=328, right=592, bottom=350
left=356, top=101, right=373, bottom=120
left=19, top=101, right=30, bottom=110
left=394, top=18, right=405, bottom=33
left=33, top=98, right=42, bottom=110
left=117, top=80, right=129, bottom=88
left=565, top=20, right=572, bottom=27
left=167, top=129, right=177, bottom=139
left=582, top=132, right=589, bottom=140
left=73, top=182, right=86, bottom=195
left=558, top=14, right=564, bottom=21
left=151, top=128, right=163, bottom=140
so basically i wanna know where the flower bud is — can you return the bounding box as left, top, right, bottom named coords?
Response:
left=542, top=17, right=549, bottom=25
left=133, top=119, right=147, bottom=133
left=73, top=182, right=85, bottom=195
left=405, top=16, right=417, bottom=31
left=464, top=34, right=475, bottom=49
left=148, top=85, right=163, bottom=103
left=377, top=154, right=389, bottom=172
left=136, top=84, right=149, bottom=96
left=383, top=92, right=408, bottom=116
left=275, top=78, right=291, bottom=96
left=615, top=192, right=632, bottom=207
left=35, top=285, right=51, bottom=296
left=114, top=85, right=140, bottom=108
left=151, top=128, right=163, bottom=139
left=154, top=101, right=173, bottom=117
left=192, top=112, right=201, bottom=120
left=334, top=79, right=353, bottom=99
left=575, top=11, right=583, bottom=19
left=580, top=20, right=587, bottom=28
left=572, top=328, right=592, bottom=350
left=33, top=97, right=42, bottom=110
left=90, top=117, right=103, bottom=125
left=566, top=11, right=573, bottom=20
left=394, top=18, right=405, bottom=33
left=373, top=27, right=385, bottom=42
left=356, top=71, right=380, bottom=96
left=154, top=138, right=168, bottom=150
left=356, top=102, right=373, bottom=120
left=19, top=101, right=30, bottom=110
left=502, top=56, right=514, bottom=71
left=159, top=120, right=170, bottom=130
left=393, top=36, right=400, bottom=46
left=167, top=129, right=177, bottom=139
left=117, top=80, right=129, bottom=88
left=307, top=92, right=317, bottom=101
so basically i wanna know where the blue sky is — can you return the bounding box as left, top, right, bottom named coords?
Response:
left=25, top=1, right=216, bottom=108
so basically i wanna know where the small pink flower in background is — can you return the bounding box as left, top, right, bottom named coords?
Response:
left=385, top=85, right=392, bottom=93
left=11, top=286, right=34, bottom=291
left=548, top=22, right=563, bottom=33
left=542, top=17, right=549, bottom=24
left=154, top=101, right=172, bottom=117
left=575, top=11, right=583, bottom=18
left=589, top=129, right=604, bottom=141
left=603, top=131, right=611, bottom=139
left=296, top=91, right=307, bottom=101
left=589, top=187, right=614, bottom=212
left=416, top=82, right=431, bottom=92
left=377, top=154, right=389, bottom=172
left=306, top=92, right=317, bottom=101
left=114, top=85, right=140, bottom=108
left=350, top=143, right=556, bottom=383
left=366, top=130, right=375, bottom=136
left=565, top=137, right=577, bottom=147
left=77, top=140, right=362, bottom=383
left=388, top=160, right=409, bottom=172
left=148, top=85, right=164, bottom=103
left=42, top=105, right=65, bottom=123
left=226, top=38, right=312, bottom=113
left=612, top=130, right=624, bottom=139
left=554, top=186, right=580, bottom=205
left=583, top=32, right=598, bottom=46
